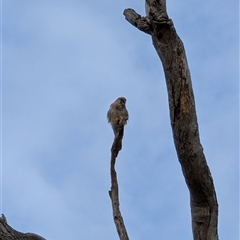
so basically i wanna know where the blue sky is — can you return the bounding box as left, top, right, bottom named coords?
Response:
left=1, top=0, right=239, bottom=239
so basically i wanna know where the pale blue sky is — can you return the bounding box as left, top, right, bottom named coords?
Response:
left=1, top=0, right=239, bottom=239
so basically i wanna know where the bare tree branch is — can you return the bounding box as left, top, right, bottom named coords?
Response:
left=123, top=1, right=219, bottom=240
left=108, top=126, right=130, bottom=240
left=0, top=214, right=46, bottom=240
left=123, top=9, right=153, bottom=35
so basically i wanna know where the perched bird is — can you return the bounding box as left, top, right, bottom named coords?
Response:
left=107, top=97, right=129, bottom=136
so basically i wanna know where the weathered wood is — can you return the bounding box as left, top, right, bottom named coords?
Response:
left=0, top=214, right=46, bottom=240
left=109, top=126, right=130, bottom=240
left=123, top=1, right=219, bottom=240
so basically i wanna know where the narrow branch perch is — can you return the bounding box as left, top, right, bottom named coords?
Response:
left=108, top=126, right=129, bottom=240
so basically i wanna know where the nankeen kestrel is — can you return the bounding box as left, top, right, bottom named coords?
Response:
left=107, top=97, right=129, bottom=136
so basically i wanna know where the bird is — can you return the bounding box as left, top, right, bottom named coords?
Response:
left=107, top=97, right=129, bottom=136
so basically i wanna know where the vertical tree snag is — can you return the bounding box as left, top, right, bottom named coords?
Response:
left=123, top=1, right=219, bottom=240
left=109, top=126, right=130, bottom=240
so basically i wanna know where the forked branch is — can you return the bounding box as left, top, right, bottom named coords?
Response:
left=123, top=1, right=218, bottom=240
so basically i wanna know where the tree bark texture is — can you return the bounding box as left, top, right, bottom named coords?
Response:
left=123, top=1, right=219, bottom=240
left=109, top=126, right=130, bottom=240
left=0, top=214, right=46, bottom=240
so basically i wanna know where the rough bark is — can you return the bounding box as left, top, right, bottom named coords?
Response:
left=108, top=125, right=130, bottom=240
left=123, top=1, right=219, bottom=240
left=0, top=214, right=46, bottom=240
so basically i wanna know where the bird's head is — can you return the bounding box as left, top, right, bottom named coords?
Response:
left=117, top=97, right=127, bottom=106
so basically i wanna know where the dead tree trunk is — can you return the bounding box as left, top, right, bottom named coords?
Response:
left=0, top=214, right=46, bottom=240
left=123, top=1, right=219, bottom=239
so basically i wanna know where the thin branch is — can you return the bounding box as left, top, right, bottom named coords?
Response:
left=108, top=126, right=130, bottom=240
